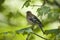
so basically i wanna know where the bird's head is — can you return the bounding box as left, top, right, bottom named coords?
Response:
left=26, top=11, right=32, bottom=15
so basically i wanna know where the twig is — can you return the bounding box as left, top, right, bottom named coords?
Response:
left=31, top=32, right=49, bottom=40
left=26, top=33, right=30, bottom=40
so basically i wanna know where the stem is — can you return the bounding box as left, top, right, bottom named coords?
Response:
left=31, top=32, right=48, bottom=40
left=26, top=33, right=30, bottom=40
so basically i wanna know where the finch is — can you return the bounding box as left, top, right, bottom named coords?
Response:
left=26, top=11, right=45, bottom=34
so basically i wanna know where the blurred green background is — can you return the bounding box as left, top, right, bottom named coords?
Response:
left=0, top=0, right=60, bottom=40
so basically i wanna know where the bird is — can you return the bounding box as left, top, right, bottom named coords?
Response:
left=26, top=11, right=45, bottom=34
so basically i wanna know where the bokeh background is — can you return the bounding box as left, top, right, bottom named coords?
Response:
left=0, top=0, right=60, bottom=40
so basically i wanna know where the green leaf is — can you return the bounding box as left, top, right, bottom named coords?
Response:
left=45, top=29, right=60, bottom=35
left=16, top=27, right=33, bottom=34
left=22, top=0, right=31, bottom=8
left=0, top=0, right=5, bottom=5
left=37, top=6, right=50, bottom=16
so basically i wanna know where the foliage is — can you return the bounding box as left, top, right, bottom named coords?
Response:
left=0, top=0, right=60, bottom=40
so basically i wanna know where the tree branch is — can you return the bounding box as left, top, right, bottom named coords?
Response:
left=31, top=32, right=49, bottom=40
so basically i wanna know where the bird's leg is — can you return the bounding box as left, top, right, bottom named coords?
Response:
left=31, top=24, right=35, bottom=30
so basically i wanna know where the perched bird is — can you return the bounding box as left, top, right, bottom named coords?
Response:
left=26, top=11, right=45, bottom=34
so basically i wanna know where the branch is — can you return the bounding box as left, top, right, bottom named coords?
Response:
left=31, top=32, right=49, bottom=40
left=26, top=33, right=30, bottom=40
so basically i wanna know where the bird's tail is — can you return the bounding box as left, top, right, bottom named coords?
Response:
left=38, top=23, right=45, bottom=34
